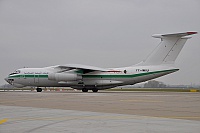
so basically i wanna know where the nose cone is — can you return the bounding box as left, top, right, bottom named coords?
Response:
left=4, top=77, right=9, bottom=83
left=4, top=77, right=12, bottom=85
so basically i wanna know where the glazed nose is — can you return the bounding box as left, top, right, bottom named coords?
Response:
left=4, top=77, right=8, bottom=83
left=4, top=77, right=13, bottom=85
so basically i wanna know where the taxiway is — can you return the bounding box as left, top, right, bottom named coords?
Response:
left=0, top=91, right=199, bottom=132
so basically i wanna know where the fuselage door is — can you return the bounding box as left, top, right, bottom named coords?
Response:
left=34, top=74, right=39, bottom=83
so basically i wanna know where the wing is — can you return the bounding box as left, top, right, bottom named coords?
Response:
left=52, top=64, right=110, bottom=74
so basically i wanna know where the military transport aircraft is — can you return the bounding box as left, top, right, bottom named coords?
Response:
left=5, top=32, right=197, bottom=92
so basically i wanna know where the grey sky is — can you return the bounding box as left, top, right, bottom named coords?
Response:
left=0, top=0, right=200, bottom=85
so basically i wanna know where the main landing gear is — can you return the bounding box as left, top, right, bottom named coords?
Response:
left=82, top=88, right=88, bottom=92
left=36, top=88, right=42, bottom=92
left=81, top=88, right=98, bottom=92
left=92, top=88, right=98, bottom=92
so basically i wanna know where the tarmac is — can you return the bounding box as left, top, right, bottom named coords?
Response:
left=0, top=91, right=200, bottom=133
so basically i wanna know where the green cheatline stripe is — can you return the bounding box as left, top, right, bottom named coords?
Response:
left=8, top=69, right=178, bottom=79
left=83, top=69, right=179, bottom=78
left=9, top=75, right=48, bottom=78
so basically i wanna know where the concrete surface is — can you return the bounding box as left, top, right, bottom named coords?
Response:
left=0, top=91, right=200, bottom=132
left=1, top=105, right=200, bottom=133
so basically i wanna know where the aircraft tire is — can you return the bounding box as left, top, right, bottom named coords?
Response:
left=36, top=88, right=42, bottom=92
left=92, top=89, right=98, bottom=92
left=82, top=88, right=88, bottom=92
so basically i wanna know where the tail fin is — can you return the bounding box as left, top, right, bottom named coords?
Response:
left=141, top=32, right=197, bottom=65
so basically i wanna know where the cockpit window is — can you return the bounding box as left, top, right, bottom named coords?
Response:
left=9, top=70, right=21, bottom=75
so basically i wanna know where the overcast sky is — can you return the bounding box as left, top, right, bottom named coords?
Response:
left=0, top=0, right=199, bottom=85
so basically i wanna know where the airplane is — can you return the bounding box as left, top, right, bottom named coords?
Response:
left=5, top=31, right=197, bottom=92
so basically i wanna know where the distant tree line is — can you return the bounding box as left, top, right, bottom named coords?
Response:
left=144, top=80, right=166, bottom=88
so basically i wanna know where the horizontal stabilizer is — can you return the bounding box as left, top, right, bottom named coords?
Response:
left=152, top=32, right=197, bottom=38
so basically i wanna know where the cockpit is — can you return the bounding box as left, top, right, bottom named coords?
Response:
left=9, top=70, right=21, bottom=75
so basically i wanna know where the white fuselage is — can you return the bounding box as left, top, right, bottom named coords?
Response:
left=5, top=65, right=178, bottom=90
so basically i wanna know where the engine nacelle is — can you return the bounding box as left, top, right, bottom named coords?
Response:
left=48, top=73, right=82, bottom=81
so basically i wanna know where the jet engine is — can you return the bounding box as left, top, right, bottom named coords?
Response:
left=48, top=73, right=82, bottom=81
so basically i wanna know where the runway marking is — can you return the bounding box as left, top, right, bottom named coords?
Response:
left=120, top=99, right=164, bottom=103
left=0, top=119, right=8, bottom=124
left=125, top=95, right=200, bottom=98
left=0, top=97, right=163, bottom=104
left=160, top=116, right=200, bottom=119
left=2, top=116, right=151, bottom=121
left=6, top=116, right=144, bottom=121
left=7, top=115, right=200, bottom=121
left=0, top=97, right=62, bottom=104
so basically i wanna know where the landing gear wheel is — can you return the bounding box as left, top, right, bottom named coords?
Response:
left=92, top=89, right=98, bottom=92
left=36, top=88, right=42, bottom=92
left=82, top=88, right=88, bottom=92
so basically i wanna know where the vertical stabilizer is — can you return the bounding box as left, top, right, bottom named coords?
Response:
left=142, top=32, right=197, bottom=65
